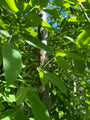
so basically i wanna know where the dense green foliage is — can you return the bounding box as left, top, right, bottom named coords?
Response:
left=0, top=0, right=90, bottom=120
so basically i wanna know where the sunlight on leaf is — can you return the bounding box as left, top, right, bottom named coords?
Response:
left=65, top=36, right=76, bottom=43
left=27, top=89, right=50, bottom=120
left=38, top=68, right=48, bottom=85
left=0, top=0, right=19, bottom=13
left=76, top=27, right=90, bottom=48
left=1, top=116, right=10, bottom=120
left=68, top=16, right=86, bottom=22
left=63, top=3, right=70, bottom=8
left=0, top=19, right=7, bottom=29
left=56, top=51, right=67, bottom=57
left=78, top=0, right=86, bottom=2
left=0, top=109, right=17, bottom=120
left=2, top=43, right=22, bottom=84
left=3, top=95, right=16, bottom=102
left=6, top=0, right=19, bottom=12
left=16, top=88, right=50, bottom=120
left=0, top=30, right=10, bottom=37
left=29, top=118, right=35, bottom=120
left=56, top=51, right=84, bottom=60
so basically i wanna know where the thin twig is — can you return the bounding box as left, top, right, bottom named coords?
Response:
left=43, top=57, right=55, bottom=68
left=79, top=2, right=90, bottom=23
left=29, top=6, right=35, bottom=12
left=29, top=0, right=40, bottom=13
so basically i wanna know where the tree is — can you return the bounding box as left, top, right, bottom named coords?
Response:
left=0, top=0, right=90, bottom=120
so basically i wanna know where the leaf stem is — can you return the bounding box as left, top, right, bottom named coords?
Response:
left=43, top=56, right=55, bottom=68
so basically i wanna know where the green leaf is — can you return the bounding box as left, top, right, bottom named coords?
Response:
left=16, top=88, right=50, bottom=120
left=38, top=0, right=49, bottom=8
left=3, top=94, right=16, bottom=102
left=29, top=0, right=35, bottom=7
left=40, top=69, right=67, bottom=95
left=63, top=3, right=70, bottom=8
left=16, top=88, right=28, bottom=105
left=21, top=33, right=55, bottom=55
left=25, top=13, right=59, bottom=34
left=68, top=16, right=86, bottom=22
left=65, top=36, right=76, bottom=43
left=10, top=34, right=19, bottom=43
left=0, top=19, right=7, bottom=29
left=0, top=103, right=5, bottom=111
left=15, top=109, right=28, bottom=120
left=52, top=0, right=65, bottom=7
left=44, top=8, right=60, bottom=18
left=29, top=0, right=49, bottom=8
left=15, top=0, right=28, bottom=12
left=0, top=109, right=17, bottom=119
left=42, top=19, right=60, bottom=34
left=53, top=0, right=77, bottom=7
left=38, top=68, right=48, bottom=85
left=65, top=0, right=78, bottom=4
left=56, top=51, right=84, bottom=60
left=0, top=0, right=19, bottom=13
left=0, top=53, right=2, bottom=66
left=27, top=90, right=50, bottom=120
left=1, top=116, right=10, bottom=120
left=76, top=27, right=90, bottom=48
left=0, top=30, right=10, bottom=37
left=78, top=0, right=86, bottom=2
left=74, top=60, right=85, bottom=74
left=55, top=56, right=68, bottom=72
left=29, top=118, right=35, bottom=120
left=24, top=13, right=41, bottom=27
left=87, top=61, right=90, bottom=69
left=57, top=91, right=72, bottom=113
left=2, top=43, right=22, bottom=84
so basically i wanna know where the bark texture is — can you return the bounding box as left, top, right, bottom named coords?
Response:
left=38, top=10, right=49, bottom=111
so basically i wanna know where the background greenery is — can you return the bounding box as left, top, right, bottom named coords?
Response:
left=0, top=0, right=90, bottom=120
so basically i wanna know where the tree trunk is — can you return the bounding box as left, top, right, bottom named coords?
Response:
left=38, top=10, right=49, bottom=111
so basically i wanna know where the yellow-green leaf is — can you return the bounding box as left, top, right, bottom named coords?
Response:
left=68, top=16, right=86, bottom=22
left=78, top=0, right=86, bottom=2
left=38, top=68, right=48, bottom=85
left=0, top=19, right=7, bottom=29
left=56, top=51, right=84, bottom=60
left=63, top=3, right=70, bottom=8
left=0, top=0, right=19, bottom=13
left=76, top=27, right=90, bottom=48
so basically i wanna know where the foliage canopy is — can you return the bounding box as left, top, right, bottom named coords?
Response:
left=0, top=0, right=90, bottom=119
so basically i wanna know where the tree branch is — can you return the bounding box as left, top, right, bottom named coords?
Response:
left=79, top=2, right=90, bottom=23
